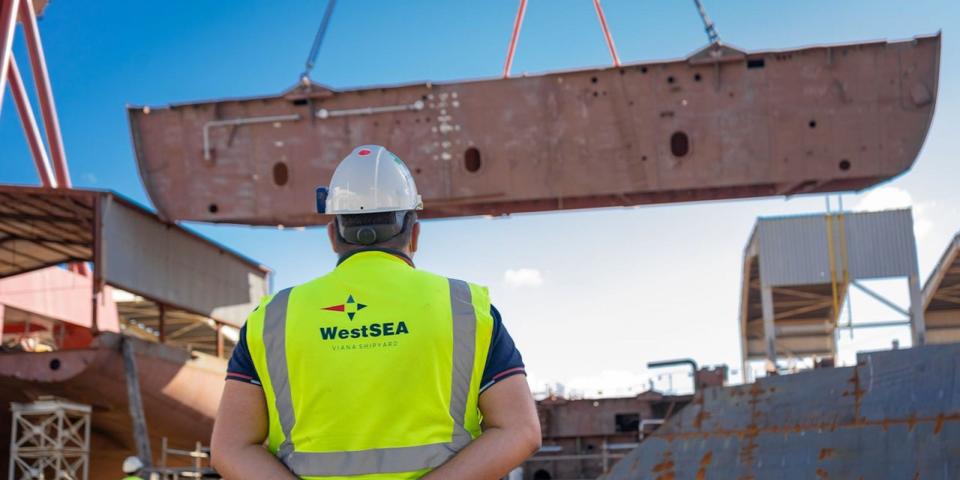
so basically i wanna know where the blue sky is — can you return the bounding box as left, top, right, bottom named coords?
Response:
left=2, top=0, right=958, bottom=394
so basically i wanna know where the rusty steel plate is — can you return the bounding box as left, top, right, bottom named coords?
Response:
left=128, top=35, right=940, bottom=226
left=0, top=333, right=225, bottom=478
left=604, top=343, right=960, bottom=479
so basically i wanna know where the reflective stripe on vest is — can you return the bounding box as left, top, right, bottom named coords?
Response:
left=262, top=278, right=477, bottom=476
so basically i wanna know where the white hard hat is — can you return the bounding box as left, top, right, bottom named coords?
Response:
left=317, top=145, right=423, bottom=215
left=122, top=456, right=143, bottom=474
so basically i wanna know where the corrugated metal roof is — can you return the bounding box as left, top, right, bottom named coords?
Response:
left=757, top=209, right=917, bottom=287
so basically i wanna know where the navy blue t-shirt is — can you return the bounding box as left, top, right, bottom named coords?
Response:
left=227, top=305, right=525, bottom=394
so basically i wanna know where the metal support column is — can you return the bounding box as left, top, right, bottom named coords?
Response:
left=908, top=274, right=926, bottom=346
left=122, top=337, right=153, bottom=469
left=157, top=303, right=166, bottom=343
left=216, top=322, right=224, bottom=358
left=761, top=286, right=777, bottom=368
left=90, top=195, right=104, bottom=333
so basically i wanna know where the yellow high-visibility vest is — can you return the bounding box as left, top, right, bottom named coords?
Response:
left=246, top=251, right=495, bottom=479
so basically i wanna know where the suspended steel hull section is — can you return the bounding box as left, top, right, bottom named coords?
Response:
left=128, top=35, right=939, bottom=225
left=604, top=343, right=960, bottom=479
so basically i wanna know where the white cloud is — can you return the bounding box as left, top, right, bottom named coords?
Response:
left=503, top=268, right=544, bottom=288
left=855, top=186, right=913, bottom=212
left=854, top=186, right=934, bottom=239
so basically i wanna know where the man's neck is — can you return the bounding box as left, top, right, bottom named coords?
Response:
left=336, top=248, right=415, bottom=267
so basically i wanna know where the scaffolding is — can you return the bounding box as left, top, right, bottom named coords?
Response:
left=152, top=437, right=214, bottom=479
left=8, top=398, right=91, bottom=480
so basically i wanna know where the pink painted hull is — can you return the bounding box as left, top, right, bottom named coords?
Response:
left=0, top=333, right=226, bottom=478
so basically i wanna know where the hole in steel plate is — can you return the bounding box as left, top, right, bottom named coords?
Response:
left=464, top=147, right=482, bottom=172
left=667, top=76, right=675, bottom=84
left=533, top=470, right=552, bottom=480
left=670, top=131, right=690, bottom=157
left=694, top=73, right=702, bottom=82
left=273, top=162, right=289, bottom=186
left=290, top=98, right=308, bottom=106
left=591, top=76, right=598, bottom=84
left=747, top=58, right=766, bottom=69
left=839, top=159, right=851, bottom=171
left=533, top=469, right=553, bottom=480
left=809, top=120, right=817, bottom=129
left=49, top=359, right=61, bottom=370
left=208, top=204, right=219, bottom=214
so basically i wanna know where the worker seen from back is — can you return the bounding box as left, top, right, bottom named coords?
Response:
left=121, top=456, right=144, bottom=479
left=212, top=145, right=541, bottom=479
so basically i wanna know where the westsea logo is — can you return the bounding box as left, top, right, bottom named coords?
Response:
left=320, top=295, right=409, bottom=341
left=322, top=295, right=367, bottom=321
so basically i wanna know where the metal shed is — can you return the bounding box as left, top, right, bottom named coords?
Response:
left=0, top=185, right=270, bottom=331
left=739, top=209, right=925, bottom=367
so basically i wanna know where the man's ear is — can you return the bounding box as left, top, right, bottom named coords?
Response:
left=409, top=221, right=421, bottom=254
left=327, top=220, right=338, bottom=252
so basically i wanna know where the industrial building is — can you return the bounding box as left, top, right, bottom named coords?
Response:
left=522, top=367, right=726, bottom=479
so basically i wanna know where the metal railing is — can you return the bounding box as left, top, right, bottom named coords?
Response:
left=150, top=438, right=215, bottom=479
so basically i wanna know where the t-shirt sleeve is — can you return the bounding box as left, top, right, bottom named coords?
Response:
left=480, top=305, right=526, bottom=394
left=226, top=323, right=261, bottom=386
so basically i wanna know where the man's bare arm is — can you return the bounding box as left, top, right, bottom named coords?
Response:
left=210, top=381, right=297, bottom=480
left=425, top=375, right=541, bottom=479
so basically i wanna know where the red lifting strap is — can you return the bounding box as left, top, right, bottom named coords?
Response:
left=592, top=0, right=621, bottom=67
left=502, top=0, right=528, bottom=78
left=502, top=0, right=621, bottom=79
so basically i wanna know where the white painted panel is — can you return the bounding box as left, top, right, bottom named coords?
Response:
left=100, top=197, right=269, bottom=327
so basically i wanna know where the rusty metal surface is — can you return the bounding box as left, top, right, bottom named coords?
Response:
left=604, top=343, right=960, bottom=479
left=0, top=332, right=225, bottom=479
left=529, top=393, right=693, bottom=480
left=128, top=34, right=940, bottom=226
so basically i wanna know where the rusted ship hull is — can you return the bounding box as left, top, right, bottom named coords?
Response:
left=0, top=333, right=223, bottom=478
left=604, top=343, right=960, bottom=479
left=128, top=35, right=939, bottom=225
